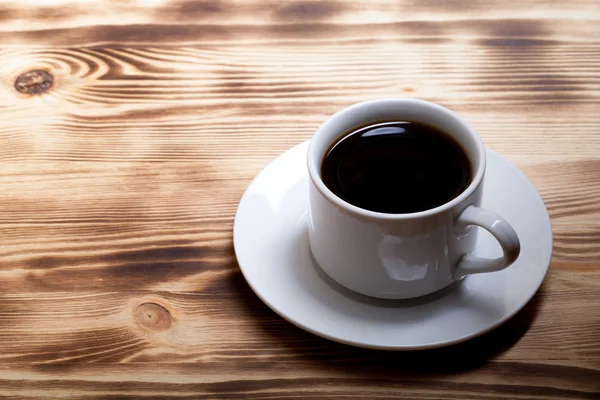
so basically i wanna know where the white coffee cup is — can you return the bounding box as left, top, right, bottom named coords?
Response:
left=307, top=98, right=520, bottom=299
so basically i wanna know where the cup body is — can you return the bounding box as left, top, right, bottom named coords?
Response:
left=307, top=99, right=486, bottom=299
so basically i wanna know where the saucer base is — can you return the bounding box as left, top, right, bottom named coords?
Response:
left=234, top=141, right=552, bottom=350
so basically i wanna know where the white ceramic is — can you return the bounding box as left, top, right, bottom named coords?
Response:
left=233, top=141, right=552, bottom=350
left=308, top=99, right=521, bottom=299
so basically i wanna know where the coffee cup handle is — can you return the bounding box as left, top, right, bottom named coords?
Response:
left=453, top=205, right=521, bottom=279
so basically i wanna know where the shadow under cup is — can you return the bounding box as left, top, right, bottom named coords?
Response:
left=306, top=99, right=490, bottom=300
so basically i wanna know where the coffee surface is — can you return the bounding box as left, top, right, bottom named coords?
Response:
left=321, top=121, right=471, bottom=214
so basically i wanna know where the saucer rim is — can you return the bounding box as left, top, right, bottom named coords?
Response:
left=233, top=141, right=553, bottom=350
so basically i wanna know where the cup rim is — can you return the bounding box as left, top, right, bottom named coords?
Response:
left=307, top=98, right=486, bottom=221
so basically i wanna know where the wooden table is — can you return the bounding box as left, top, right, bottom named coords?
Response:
left=1, top=1, right=599, bottom=398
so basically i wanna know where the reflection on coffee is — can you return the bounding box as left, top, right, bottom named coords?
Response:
left=321, top=121, right=472, bottom=214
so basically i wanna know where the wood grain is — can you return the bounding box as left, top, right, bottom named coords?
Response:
left=0, top=0, right=599, bottom=398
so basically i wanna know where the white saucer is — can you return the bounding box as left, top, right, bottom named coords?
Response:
left=233, top=141, right=552, bottom=350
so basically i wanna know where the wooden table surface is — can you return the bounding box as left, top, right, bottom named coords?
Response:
left=1, top=1, right=599, bottom=398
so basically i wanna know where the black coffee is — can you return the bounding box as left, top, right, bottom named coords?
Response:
left=321, top=121, right=471, bottom=214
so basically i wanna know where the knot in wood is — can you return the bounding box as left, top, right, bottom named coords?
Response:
left=134, top=303, right=172, bottom=332
left=14, top=70, right=54, bottom=94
